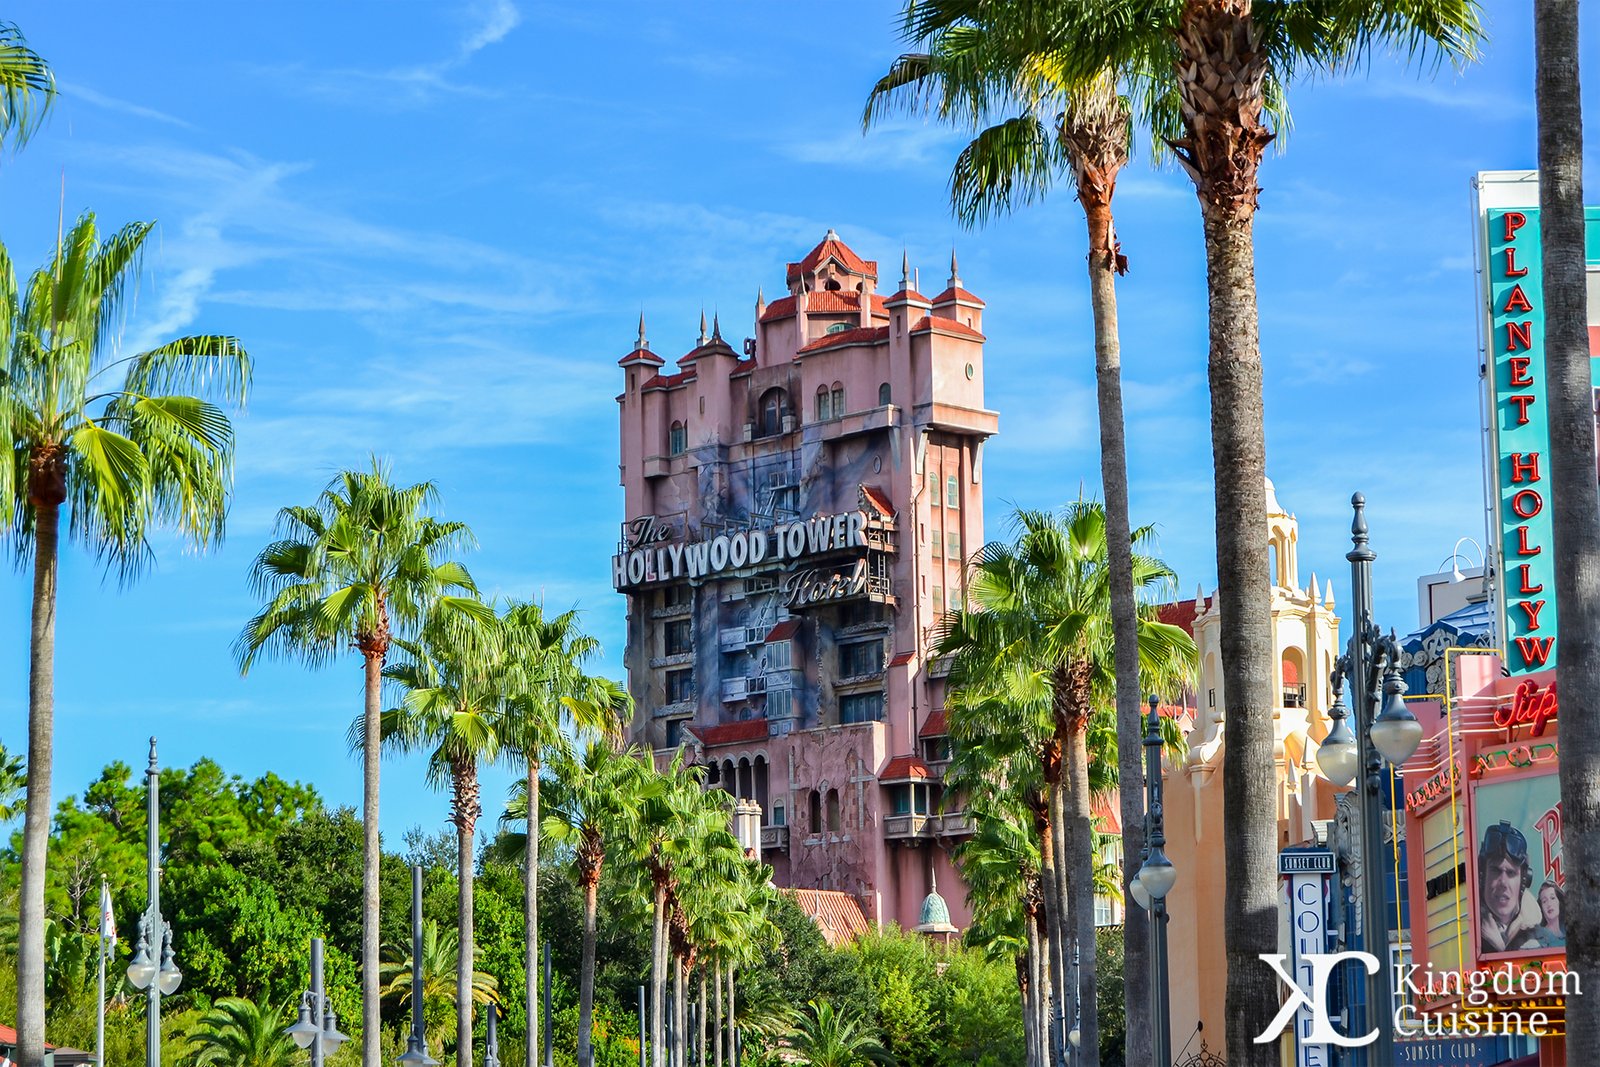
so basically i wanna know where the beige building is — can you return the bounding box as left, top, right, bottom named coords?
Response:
left=1161, top=479, right=1344, bottom=1042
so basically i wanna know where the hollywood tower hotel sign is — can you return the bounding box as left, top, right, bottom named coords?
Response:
left=612, top=232, right=997, bottom=934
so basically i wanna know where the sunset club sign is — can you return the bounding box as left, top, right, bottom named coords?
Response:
left=1485, top=207, right=1557, bottom=674
left=612, top=510, right=871, bottom=590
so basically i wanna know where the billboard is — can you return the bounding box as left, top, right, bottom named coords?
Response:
left=1471, top=772, right=1564, bottom=958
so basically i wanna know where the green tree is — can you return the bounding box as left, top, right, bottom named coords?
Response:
left=237, top=461, right=482, bottom=1067
left=190, top=997, right=298, bottom=1067
left=935, top=503, right=1194, bottom=1066
left=0, top=21, right=53, bottom=156
left=495, top=601, right=629, bottom=1067
left=865, top=33, right=1156, bottom=1055
left=0, top=742, right=24, bottom=822
left=780, top=1001, right=891, bottom=1067
left=4, top=212, right=251, bottom=1064
left=380, top=602, right=510, bottom=1066
left=540, top=742, right=648, bottom=1067
left=1537, top=0, right=1600, bottom=1052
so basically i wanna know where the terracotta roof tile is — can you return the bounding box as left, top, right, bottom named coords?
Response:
left=859, top=484, right=894, bottom=517
left=797, top=325, right=889, bottom=354
left=786, top=235, right=877, bottom=283
left=618, top=347, right=665, bottom=366
left=766, top=619, right=801, bottom=642
left=880, top=754, right=933, bottom=781
left=688, top=720, right=769, bottom=747
left=919, top=709, right=947, bottom=737
left=1156, top=599, right=1199, bottom=636
left=787, top=888, right=872, bottom=947
left=885, top=287, right=931, bottom=305
left=930, top=286, right=986, bottom=307
left=641, top=368, right=698, bottom=392
left=888, top=650, right=914, bottom=667
left=761, top=291, right=888, bottom=323
left=909, top=315, right=985, bottom=340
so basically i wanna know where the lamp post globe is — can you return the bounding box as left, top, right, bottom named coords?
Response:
left=287, top=1004, right=320, bottom=1050
left=1315, top=700, right=1360, bottom=786
left=1129, top=869, right=1152, bottom=911
left=1370, top=670, right=1424, bottom=765
left=1139, top=846, right=1177, bottom=901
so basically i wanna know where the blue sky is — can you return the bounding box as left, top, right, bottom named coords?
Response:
left=1, top=1, right=1597, bottom=843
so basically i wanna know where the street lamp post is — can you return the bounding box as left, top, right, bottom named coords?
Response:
left=397, top=866, right=438, bottom=1067
left=1137, top=695, right=1176, bottom=1067
left=286, top=938, right=348, bottom=1067
left=126, top=739, right=181, bottom=1067
left=484, top=1002, right=501, bottom=1067
left=1314, top=494, right=1425, bottom=1067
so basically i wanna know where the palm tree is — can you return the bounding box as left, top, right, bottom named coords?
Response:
left=191, top=998, right=299, bottom=1067
left=0, top=741, right=24, bottom=822
left=496, top=601, right=630, bottom=1067
left=780, top=1001, right=892, bottom=1067
left=0, top=21, right=53, bottom=156
left=379, top=602, right=508, bottom=1066
left=1536, top=0, right=1599, bottom=1050
left=895, top=5, right=1481, bottom=1059
left=936, top=503, right=1195, bottom=1067
left=865, top=37, right=1154, bottom=1057
left=6, top=213, right=250, bottom=1067
left=236, top=461, right=482, bottom=1067
left=379, top=917, right=500, bottom=1047
left=541, top=740, right=650, bottom=1067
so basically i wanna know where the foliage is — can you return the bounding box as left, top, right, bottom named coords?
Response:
left=1094, top=927, right=1124, bottom=1066
left=781, top=1000, right=891, bottom=1067
left=0, top=740, right=24, bottom=822
left=190, top=997, right=299, bottom=1067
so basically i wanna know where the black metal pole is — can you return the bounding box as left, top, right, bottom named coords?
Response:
left=543, top=942, right=554, bottom=1067
left=412, top=865, right=426, bottom=1054
left=1144, top=699, right=1172, bottom=1067
left=144, top=739, right=162, bottom=1067
left=310, top=938, right=325, bottom=1067
left=1347, top=494, right=1394, bottom=1067
left=486, top=1001, right=499, bottom=1067
left=638, top=986, right=647, bottom=1067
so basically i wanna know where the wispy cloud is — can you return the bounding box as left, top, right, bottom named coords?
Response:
left=63, top=83, right=195, bottom=129
left=782, top=121, right=963, bottom=170
left=253, top=0, right=521, bottom=107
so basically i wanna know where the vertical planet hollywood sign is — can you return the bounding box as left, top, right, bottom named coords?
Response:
left=1485, top=207, right=1557, bottom=674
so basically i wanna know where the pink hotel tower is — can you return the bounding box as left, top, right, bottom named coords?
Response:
left=613, top=232, right=996, bottom=935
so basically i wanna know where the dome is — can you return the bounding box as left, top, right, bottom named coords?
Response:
left=915, top=887, right=957, bottom=936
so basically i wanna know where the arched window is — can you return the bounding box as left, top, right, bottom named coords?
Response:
left=816, top=385, right=831, bottom=422
left=669, top=420, right=686, bottom=456
left=831, top=382, right=844, bottom=418
left=825, top=278, right=842, bottom=291
left=878, top=382, right=891, bottom=406
left=809, top=790, right=822, bottom=833
left=759, top=388, right=789, bottom=438
left=826, top=789, right=842, bottom=832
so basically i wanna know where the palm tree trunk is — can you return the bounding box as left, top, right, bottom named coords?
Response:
left=673, top=956, right=687, bottom=1067
left=362, top=646, right=385, bottom=1067
left=1080, top=188, right=1150, bottom=1067
left=1170, top=7, right=1278, bottom=1062
left=1065, top=723, right=1099, bottom=1067
left=697, top=969, right=707, bottom=1067
left=1536, top=1, right=1599, bottom=1056
left=453, top=759, right=481, bottom=1067
left=1020, top=931, right=1037, bottom=1067
left=725, top=963, right=736, bottom=1067
left=578, top=877, right=599, bottom=1067
left=713, top=965, right=723, bottom=1067
left=650, top=884, right=669, bottom=1067
left=1199, top=158, right=1278, bottom=1067
left=524, top=759, right=541, bottom=1067
left=16, top=495, right=61, bottom=1067
left=1036, top=780, right=1066, bottom=1067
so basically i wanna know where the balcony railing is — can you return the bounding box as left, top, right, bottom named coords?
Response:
left=760, top=825, right=788, bottom=851
left=883, top=813, right=938, bottom=839
left=1282, top=684, right=1307, bottom=709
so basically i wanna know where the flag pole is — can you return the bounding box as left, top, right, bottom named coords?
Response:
left=97, top=874, right=109, bottom=1067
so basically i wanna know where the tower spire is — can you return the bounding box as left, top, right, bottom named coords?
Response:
left=756, top=286, right=766, bottom=316
left=948, top=246, right=961, bottom=289
left=637, top=310, right=648, bottom=351
left=698, top=309, right=708, bottom=346
left=901, top=249, right=910, bottom=290
left=711, top=312, right=722, bottom=342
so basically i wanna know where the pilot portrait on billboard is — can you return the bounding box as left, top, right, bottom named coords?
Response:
left=1474, top=774, right=1565, bottom=956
